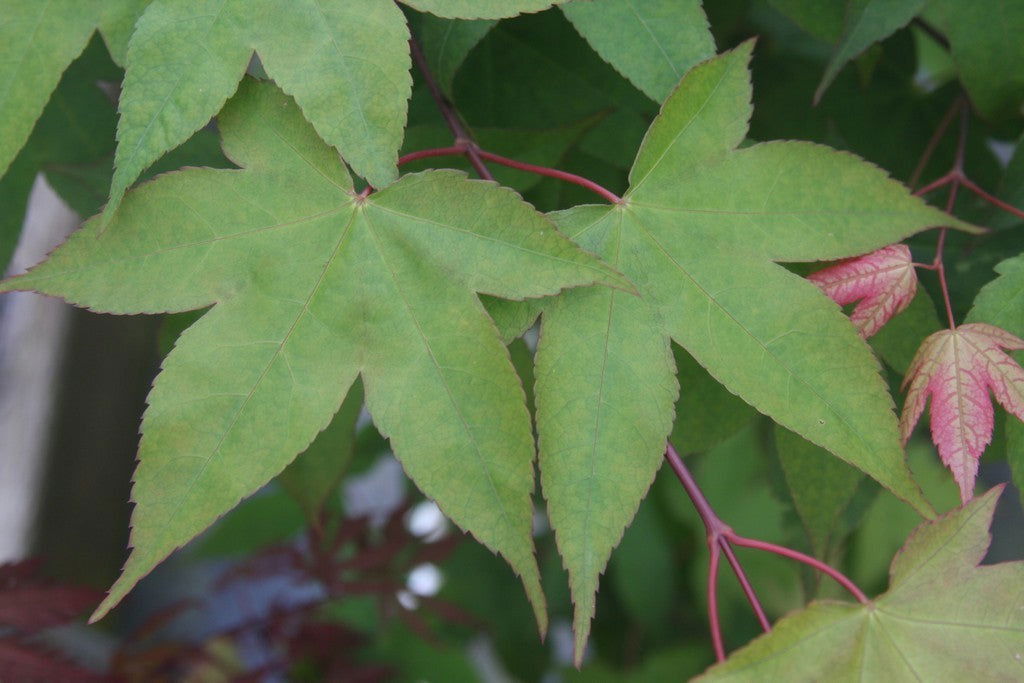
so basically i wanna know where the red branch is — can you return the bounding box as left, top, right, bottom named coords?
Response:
left=960, top=175, right=1024, bottom=220
left=409, top=38, right=493, bottom=181
left=908, top=97, right=962, bottom=189
left=398, top=146, right=622, bottom=204
left=665, top=443, right=869, bottom=660
left=912, top=100, right=1024, bottom=331
left=915, top=100, right=966, bottom=329
left=406, top=35, right=621, bottom=203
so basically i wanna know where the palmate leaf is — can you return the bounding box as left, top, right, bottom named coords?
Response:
left=533, top=42, right=977, bottom=660
left=560, top=0, right=716, bottom=103
left=698, top=486, right=1024, bottom=681
left=899, top=323, right=1024, bottom=502
left=0, top=79, right=630, bottom=627
left=0, top=0, right=148, bottom=179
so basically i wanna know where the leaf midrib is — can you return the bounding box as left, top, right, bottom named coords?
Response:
left=628, top=57, right=729, bottom=193
left=148, top=206, right=360, bottom=548
left=360, top=208, right=516, bottom=539
left=577, top=210, right=624, bottom=609
left=623, top=0, right=680, bottom=86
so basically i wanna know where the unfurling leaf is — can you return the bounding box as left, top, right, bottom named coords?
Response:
left=808, top=244, right=917, bottom=339
left=698, top=486, right=1024, bottom=681
left=0, top=80, right=630, bottom=627
left=900, top=323, right=1024, bottom=501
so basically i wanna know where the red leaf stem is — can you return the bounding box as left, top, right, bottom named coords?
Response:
left=913, top=104, right=1024, bottom=223
left=409, top=38, right=494, bottom=181
left=476, top=150, right=623, bottom=204
left=706, top=541, right=726, bottom=662
left=665, top=444, right=771, bottom=657
left=398, top=146, right=623, bottom=204
left=960, top=175, right=1024, bottom=220
left=728, top=537, right=869, bottom=604
left=909, top=97, right=963, bottom=189
left=718, top=538, right=772, bottom=632
left=665, top=442, right=872, bottom=656
left=912, top=172, right=954, bottom=197
left=408, top=35, right=622, bottom=203
left=397, top=146, right=467, bottom=166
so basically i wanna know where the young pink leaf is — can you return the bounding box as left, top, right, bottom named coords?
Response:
left=808, top=244, right=917, bottom=338
left=899, top=323, right=1024, bottom=501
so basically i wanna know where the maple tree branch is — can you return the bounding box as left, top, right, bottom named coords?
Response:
left=398, top=146, right=467, bottom=165
left=913, top=172, right=954, bottom=197
left=476, top=150, right=623, bottom=204
left=960, top=175, right=1024, bottom=220
left=706, top=540, right=726, bottom=661
left=665, top=441, right=872, bottom=651
left=727, top=537, right=869, bottom=604
left=718, top=538, right=772, bottom=631
left=398, top=146, right=623, bottom=204
left=911, top=98, right=1024, bottom=328
left=932, top=103, right=969, bottom=329
left=665, top=443, right=771, bottom=656
left=954, top=98, right=969, bottom=173
left=409, top=37, right=494, bottom=181
left=914, top=99, right=1024, bottom=222
left=909, top=97, right=962, bottom=189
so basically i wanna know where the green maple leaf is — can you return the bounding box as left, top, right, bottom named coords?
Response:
left=102, top=0, right=574, bottom=225
left=533, top=41, right=978, bottom=660
left=0, top=0, right=149, bottom=179
left=697, top=486, right=1024, bottom=681
left=104, top=0, right=411, bottom=223
left=560, top=0, right=716, bottom=103
left=0, top=79, right=629, bottom=626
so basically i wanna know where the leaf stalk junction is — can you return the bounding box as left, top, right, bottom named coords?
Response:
left=665, top=443, right=868, bottom=661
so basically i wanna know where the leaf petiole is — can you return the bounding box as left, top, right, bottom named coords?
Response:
left=665, top=442, right=870, bottom=660
left=398, top=145, right=623, bottom=203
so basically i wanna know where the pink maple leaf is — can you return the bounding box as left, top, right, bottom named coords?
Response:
left=808, top=244, right=917, bottom=338
left=899, top=323, right=1024, bottom=502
